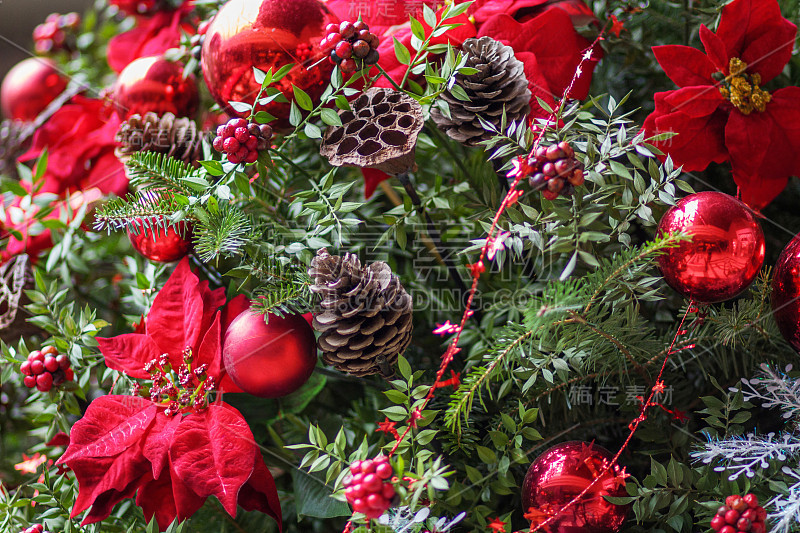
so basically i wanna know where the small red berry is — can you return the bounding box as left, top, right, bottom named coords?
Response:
left=227, top=152, right=242, bottom=164
left=351, top=483, right=366, bottom=499
left=335, top=41, right=353, bottom=60
left=375, top=462, right=392, bottom=479
left=755, top=507, right=767, bottom=521
left=36, top=372, right=54, bottom=392
left=31, top=360, right=44, bottom=375
left=20, top=361, right=32, bottom=376
left=234, top=127, right=250, bottom=143
left=326, top=33, right=342, bottom=47
left=41, top=346, right=57, bottom=357
left=353, top=20, right=368, bottom=32
left=44, top=356, right=59, bottom=372
left=366, top=33, right=380, bottom=49
left=361, top=460, right=375, bottom=475
left=24, top=375, right=37, bottom=388
left=229, top=118, right=248, bottom=130
left=235, top=146, right=249, bottom=161
left=244, top=150, right=259, bottom=164
left=29, top=350, right=44, bottom=363
left=259, top=124, right=273, bottom=139
left=743, top=494, right=758, bottom=508
left=352, top=498, right=368, bottom=513
left=751, top=523, right=765, bottom=533
left=741, top=509, right=757, bottom=521
left=340, top=58, right=357, bottom=73
left=381, top=483, right=395, bottom=500
left=65, top=368, right=74, bottom=381
left=339, top=21, right=356, bottom=39
left=351, top=473, right=363, bottom=486
left=222, top=137, right=240, bottom=153
left=366, top=493, right=386, bottom=509
left=710, top=515, right=726, bottom=530
left=725, top=509, right=740, bottom=525
left=352, top=40, right=370, bottom=59
left=245, top=136, right=258, bottom=151
left=56, top=354, right=69, bottom=369
left=717, top=505, right=730, bottom=516
left=718, top=527, right=735, bottom=533
left=220, top=124, right=235, bottom=138
left=325, top=23, right=338, bottom=34
left=737, top=517, right=752, bottom=531
left=212, top=136, right=225, bottom=151
left=247, top=123, right=260, bottom=136
left=350, top=460, right=363, bottom=474
left=362, top=473, right=381, bottom=492
left=731, top=497, right=748, bottom=512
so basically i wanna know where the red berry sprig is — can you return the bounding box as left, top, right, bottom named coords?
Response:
left=33, top=12, right=80, bottom=55
left=710, top=494, right=767, bottom=533
left=213, top=118, right=272, bottom=165
left=21, top=524, right=49, bottom=533
left=524, top=141, right=585, bottom=200
left=343, top=454, right=396, bottom=520
left=20, top=346, right=74, bottom=393
left=320, top=21, right=380, bottom=75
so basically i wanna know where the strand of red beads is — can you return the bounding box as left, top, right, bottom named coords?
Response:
left=20, top=346, right=74, bottom=392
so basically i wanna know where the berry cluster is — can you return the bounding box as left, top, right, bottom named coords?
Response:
left=20, top=525, right=50, bottom=533
left=343, top=455, right=396, bottom=520
left=523, top=141, right=585, bottom=200
left=20, top=346, right=74, bottom=393
left=33, top=13, right=80, bottom=55
left=710, top=494, right=767, bottom=533
left=213, top=118, right=273, bottom=164
left=320, top=21, right=380, bottom=74
left=136, top=348, right=215, bottom=416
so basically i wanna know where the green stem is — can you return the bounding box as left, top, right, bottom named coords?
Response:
left=375, top=64, right=406, bottom=92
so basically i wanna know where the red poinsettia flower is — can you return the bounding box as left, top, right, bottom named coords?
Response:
left=107, top=3, right=193, bottom=73
left=58, top=259, right=281, bottom=530
left=18, top=95, right=127, bottom=197
left=642, top=0, right=799, bottom=210
left=470, top=0, right=598, bottom=28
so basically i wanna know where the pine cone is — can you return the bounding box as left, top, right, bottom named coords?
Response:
left=0, top=119, right=32, bottom=179
left=431, top=36, right=531, bottom=147
left=115, top=112, right=203, bottom=165
left=309, top=249, right=413, bottom=377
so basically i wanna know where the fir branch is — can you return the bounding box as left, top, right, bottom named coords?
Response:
left=251, top=272, right=314, bottom=319
left=124, top=151, right=202, bottom=196
left=93, top=191, right=190, bottom=232
left=192, top=206, right=254, bottom=262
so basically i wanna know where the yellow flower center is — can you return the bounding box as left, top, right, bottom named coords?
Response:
left=717, top=57, right=771, bottom=115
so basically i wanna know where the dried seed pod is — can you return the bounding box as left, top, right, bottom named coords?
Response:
left=320, top=88, right=424, bottom=175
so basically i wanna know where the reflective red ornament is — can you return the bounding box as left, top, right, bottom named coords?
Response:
left=113, top=56, right=199, bottom=118
left=128, top=222, right=192, bottom=262
left=772, top=233, right=800, bottom=354
left=522, top=441, right=629, bottom=533
left=201, top=0, right=337, bottom=130
left=222, top=309, right=317, bottom=398
left=1, top=57, right=67, bottom=121
left=656, top=191, right=764, bottom=304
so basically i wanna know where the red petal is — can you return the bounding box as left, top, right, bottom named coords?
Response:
left=198, top=280, right=227, bottom=334
left=716, top=0, right=797, bottom=83
left=169, top=404, right=257, bottom=516
left=515, top=51, right=557, bottom=118
left=643, top=91, right=729, bottom=171
left=135, top=470, right=179, bottom=530
left=80, top=476, right=141, bottom=525
left=698, top=24, right=728, bottom=71
left=734, top=86, right=800, bottom=209
left=238, top=455, right=283, bottom=530
left=362, top=168, right=392, bottom=198
left=725, top=107, right=771, bottom=178
left=82, top=151, right=127, bottom=197
left=663, top=85, right=724, bottom=118
left=169, top=456, right=207, bottom=520
left=146, top=257, right=206, bottom=364
left=652, top=45, right=716, bottom=87
left=143, top=412, right=181, bottom=479
left=195, top=312, right=223, bottom=383
left=96, top=333, right=162, bottom=378
left=60, top=396, right=156, bottom=463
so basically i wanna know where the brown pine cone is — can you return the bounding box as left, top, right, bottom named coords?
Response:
left=0, top=119, right=32, bottom=179
left=308, top=248, right=413, bottom=377
left=115, top=112, right=203, bottom=165
left=526, top=141, right=585, bottom=199
left=431, top=36, right=531, bottom=147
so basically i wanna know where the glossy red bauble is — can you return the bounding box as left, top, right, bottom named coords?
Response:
left=222, top=309, right=317, bottom=398
left=200, top=0, right=337, bottom=130
left=522, top=441, right=629, bottom=533
left=772, top=233, right=800, bottom=354
left=127, top=222, right=193, bottom=262
left=1, top=57, right=67, bottom=121
left=656, top=192, right=764, bottom=304
left=113, top=56, right=199, bottom=118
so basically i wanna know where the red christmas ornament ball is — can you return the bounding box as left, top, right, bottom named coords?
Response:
left=222, top=309, right=317, bottom=398
left=113, top=56, right=199, bottom=118
left=200, top=0, right=337, bottom=130
left=772, top=232, right=800, bottom=354
left=128, top=222, right=193, bottom=262
left=1, top=57, right=67, bottom=121
left=656, top=191, right=764, bottom=304
left=521, top=441, right=629, bottom=533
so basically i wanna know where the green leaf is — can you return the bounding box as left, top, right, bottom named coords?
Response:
left=199, top=160, right=225, bottom=177
left=397, top=356, right=412, bottom=380
left=293, top=85, right=314, bottom=111
left=253, top=67, right=266, bottom=86
left=289, top=102, right=302, bottom=127
left=228, top=101, right=253, bottom=113
left=304, top=122, right=322, bottom=139
left=320, top=108, right=342, bottom=126
left=394, top=37, right=411, bottom=65
left=410, top=17, right=426, bottom=40
left=294, top=472, right=351, bottom=519
left=423, top=4, right=437, bottom=27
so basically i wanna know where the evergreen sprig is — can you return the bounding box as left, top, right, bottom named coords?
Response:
left=93, top=191, right=190, bottom=232
left=124, top=151, right=202, bottom=196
